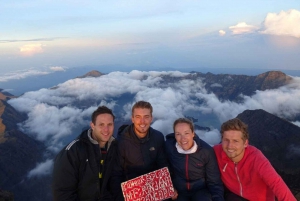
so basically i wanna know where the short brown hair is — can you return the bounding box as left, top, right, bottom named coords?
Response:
left=173, top=118, right=194, bottom=133
left=131, top=101, right=153, bottom=116
left=91, top=106, right=115, bottom=124
left=220, top=118, right=249, bottom=141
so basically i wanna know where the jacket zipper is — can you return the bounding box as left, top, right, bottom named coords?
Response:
left=185, top=155, right=190, bottom=190
left=234, top=163, right=243, bottom=197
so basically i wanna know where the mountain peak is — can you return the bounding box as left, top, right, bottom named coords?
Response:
left=77, top=70, right=104, bottom=78
left=255, top=71, right=292, bottom=90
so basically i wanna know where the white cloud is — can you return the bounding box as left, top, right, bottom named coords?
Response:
left=0, top=69, right=50, bottom=82
left=219, top=30, right=226, bottom=36
left=196, top=129, right=221, bottom=146
left=7, top=70, right=300, bottom=153
left=50, top=66, right=66, bottom=71
left=211, top=83, right=222, bottom=88
left=8, top=71, right=194, bottom=152
left=229, top=22, right=259, bottom=35
left=292, top=121, right=300, bottom=127
left=20, top=43, right=44, bottom=57
left=261, top=9, right=300, bottom=38
left=27, top=159, right=53, bottom=178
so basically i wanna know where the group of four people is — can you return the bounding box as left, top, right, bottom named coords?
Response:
left=52, top=101, right=296, bottom=201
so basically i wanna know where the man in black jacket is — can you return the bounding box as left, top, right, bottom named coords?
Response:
left=112, top=100, right=169, bottom=200
left=52, top=106, right=118, bottom=201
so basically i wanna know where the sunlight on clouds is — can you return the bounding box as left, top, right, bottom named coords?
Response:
left=229, top=22, right=259, bottom=35
left=50, top=66, right=66, bottom=71
left=219, top=30, right=226, bottom=36
left=20, top=43, right=44, bottom=56
left=261, top=9, right=300, bottom=38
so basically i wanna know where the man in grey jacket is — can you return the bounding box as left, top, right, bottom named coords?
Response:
left=52, top=106, right=118, bottom=200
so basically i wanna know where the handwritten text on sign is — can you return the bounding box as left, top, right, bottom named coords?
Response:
left=121, top=167, right=175, bottom=201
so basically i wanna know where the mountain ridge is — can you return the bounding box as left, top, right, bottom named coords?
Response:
left=0, top=91, right=48, bottom=200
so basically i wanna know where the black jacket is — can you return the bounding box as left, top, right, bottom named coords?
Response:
left=111, top=124, right=169, bottom=200
left=165, top=133, right=224, bottom=201
left=52, top=129, right=118, bottom=201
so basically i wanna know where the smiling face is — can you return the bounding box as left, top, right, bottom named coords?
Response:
left=174, top=122, right=195, bottom=150
left=90, top=113, right=114, bottom=148
left=132, top=107, right=153, bottom=138
left=222, top=130, right=248, bottom=163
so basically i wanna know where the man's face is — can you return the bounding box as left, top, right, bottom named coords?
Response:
left=174, top=123, right=195, bottom=150
left=90, top=113, right=114, bottom=148
left=131, top=108, right=153, bottom=138
left=221, top=130, right=248, bottom=163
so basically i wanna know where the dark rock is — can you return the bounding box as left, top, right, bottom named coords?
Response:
left=0, top=189, right=14, bottom=201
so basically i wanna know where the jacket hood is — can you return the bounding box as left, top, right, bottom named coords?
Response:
left=79, top=129, right=115, bottom=150
left=166, top=133, right=175, bottom=140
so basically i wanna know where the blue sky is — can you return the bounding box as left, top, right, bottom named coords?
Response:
left=1, top=0, right=300, bottom=76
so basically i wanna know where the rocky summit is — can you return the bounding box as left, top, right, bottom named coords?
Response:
left=76, top=70, right=104, bottom=78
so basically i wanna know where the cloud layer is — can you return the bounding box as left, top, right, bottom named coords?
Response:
left=0, top=67, right=67, bottom=83
left=0, top=69, right=50, bottom=82
left=8, top=71, right=300, bottom=157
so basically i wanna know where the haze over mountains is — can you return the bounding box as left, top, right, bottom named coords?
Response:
left=1, top=70, right=300, bottom=200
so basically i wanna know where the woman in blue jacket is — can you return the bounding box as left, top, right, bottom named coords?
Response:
left=165, top=118, right=224, bottom=201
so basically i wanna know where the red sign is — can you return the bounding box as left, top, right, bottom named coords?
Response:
left=121, top=167, right=175, bottom=201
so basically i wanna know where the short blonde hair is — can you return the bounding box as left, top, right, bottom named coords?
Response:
left=131, top=101, right=153, bottom=116
left=221, top=118, right=249, bottom=141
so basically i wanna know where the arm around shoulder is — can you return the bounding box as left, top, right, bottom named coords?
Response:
left=203, top=144, right=224, bottom=201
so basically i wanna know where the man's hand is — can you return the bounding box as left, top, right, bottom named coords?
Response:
left=171, top=189, right=178, bottom=200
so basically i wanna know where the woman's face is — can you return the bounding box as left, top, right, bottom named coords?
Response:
left=174, top=122, right=195, bottom=150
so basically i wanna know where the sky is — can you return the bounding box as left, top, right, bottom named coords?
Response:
left=1, top=1, right=300, bottom=177
left=1, top=0, right=300, bottom=77
left=7, top=70, right=300, bottom=177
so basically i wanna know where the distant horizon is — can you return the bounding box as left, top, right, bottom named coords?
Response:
left=1, top=66, right=300, bottom=96
left=1, top=1, right=300, bottom=74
